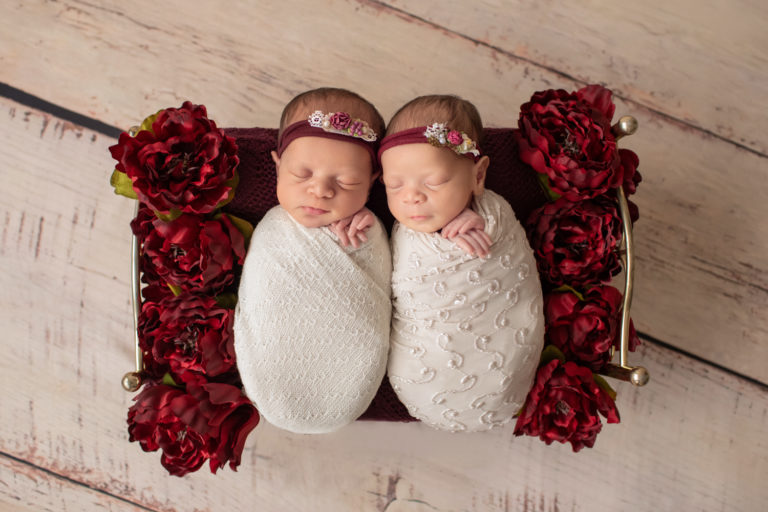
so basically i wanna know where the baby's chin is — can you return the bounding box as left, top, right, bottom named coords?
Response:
left=396, top=216, right=443, bottom=234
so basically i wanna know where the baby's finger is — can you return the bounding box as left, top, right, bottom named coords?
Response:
left=336, top=226, right=351, bottom=247
left=466, top=230, right=491, bottom=257
left=453, top=236, right=475, bottom=255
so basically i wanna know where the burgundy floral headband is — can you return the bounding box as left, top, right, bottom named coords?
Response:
left=378, top=123, right=482, bottom=162
left=276, top=110, right=379, bottom=161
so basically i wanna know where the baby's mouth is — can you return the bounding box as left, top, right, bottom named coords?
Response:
left=301, top=206, right=329, bottom=215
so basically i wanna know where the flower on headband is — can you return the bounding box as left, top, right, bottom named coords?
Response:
left=307, top=110, right=377, bottom=142
left=423, top=123, right=480, bottom=158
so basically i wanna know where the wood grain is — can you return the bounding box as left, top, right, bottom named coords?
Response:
left=383, top=0, right=768, bottom=155
left=1, top=0, right=765, bottom=380
left=0, top=456, right=151, bottom=512
left=2, top=97, right=767, bottom=511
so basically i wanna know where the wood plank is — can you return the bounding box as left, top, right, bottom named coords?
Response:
left=382, top=0, right=768, bottom=156
left=1, top=0, right=764, bottom=379
left=2, top=98, right=767, bottom=510
left=0, top=456, right=152, bottom=512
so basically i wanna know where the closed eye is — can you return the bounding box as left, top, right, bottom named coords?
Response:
left=337, top=179, right=362, bottom=189
left=290, top=169, right=312, bottom=180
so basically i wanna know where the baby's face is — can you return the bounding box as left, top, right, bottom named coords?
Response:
left=273, top=136, right=374, bottom=228
left=381, top=143, right=485, bottom=233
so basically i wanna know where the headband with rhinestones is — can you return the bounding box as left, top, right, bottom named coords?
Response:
left=378, top=123, right=481, bottom=162
left=276, top=111, right=379, bottom=160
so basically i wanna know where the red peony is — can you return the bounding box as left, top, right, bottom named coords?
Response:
left=110, top=102, right=239, bottom=216
left=514, top=359, right=619, bottom=452
left=618, top=148, right=641, bottom=197
left=527, top=197, right=623, bottom=287
left=143, top=213, right=246, bottom=292
left=545, top=286, right=623, bottom=370
left=516, top=84, right=622, bottom=201
left=127, top=382, right=259, bottom=476
left=138, top=293, right=236, bottom=382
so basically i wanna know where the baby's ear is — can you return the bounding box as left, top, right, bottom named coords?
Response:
left=370, top=169, right=381, bottom=184
left=472, top=155, right=490, bottom=195
left=270, top=150, right=280, bottom=169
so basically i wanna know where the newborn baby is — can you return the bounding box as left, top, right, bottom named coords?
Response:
left=379, top=95, right=545, bottom=432
left=234, top=88, right=391, bottom=434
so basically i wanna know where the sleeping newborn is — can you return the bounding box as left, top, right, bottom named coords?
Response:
left=234, top=88, right=391, bottom=434
left=379, top=95, right=545, bottom=432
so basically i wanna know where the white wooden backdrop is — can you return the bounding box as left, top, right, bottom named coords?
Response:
left=1, top=1, right=766, bottom=510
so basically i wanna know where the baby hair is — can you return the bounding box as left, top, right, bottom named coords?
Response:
left=278, top=87, right=385, bottom=140
left=386, top=95, right=484, bottom=144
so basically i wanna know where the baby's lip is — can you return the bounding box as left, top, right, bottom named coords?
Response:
left=301, top=206, right=329, bottom=215
left=408, top=215, right=429, bottom=220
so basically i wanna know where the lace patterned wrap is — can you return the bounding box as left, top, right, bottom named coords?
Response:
left=388, top=189, right=545, bottom=432
left=233, top=206, right=392, bottom=433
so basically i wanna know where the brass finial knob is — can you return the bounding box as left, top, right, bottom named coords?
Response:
left=611, top=115, right=638, bottom=140
left=629, top=366, right=649, bottom=387
left=122, top=371, right=142, bottom=392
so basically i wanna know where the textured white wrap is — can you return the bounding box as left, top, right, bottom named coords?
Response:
left=234, top=206, right=391, bottom=434
left=388, top=190, right=544, bottom=432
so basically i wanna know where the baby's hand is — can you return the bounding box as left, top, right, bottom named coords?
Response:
left=441, top=208, right=492, bottom=258
left=329, top=208, right=375, bottom=248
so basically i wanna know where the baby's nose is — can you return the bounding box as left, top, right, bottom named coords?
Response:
left=309, top=178, right=335, bottom=198
left=403, top=187, right=426, bottom=204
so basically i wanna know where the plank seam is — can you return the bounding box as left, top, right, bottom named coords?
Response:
left=2, top=82, right=765, bottom=390
left=0, top=450, right=159, bottom=512
left=362, top=0, right=767, bottom=159
left=638, top=331, right=768, bottom=390
left=0, top=82, right=122, bottom=138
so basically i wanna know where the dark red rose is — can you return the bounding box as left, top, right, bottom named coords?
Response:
left=618, top=148, right=641, bottom=197
left=514, top=359, right=619, bottom=452
left=138, top=293, right=236, bottom=382
left=143, top=213, right=246, bottom=292
left=545, top=286, right=623, bottom=370
left=127, top=382, right=259, bottom=476
left=527, top=197, right=622, bottom=287
left=328, top=112, right=351, bottom=130
left=516, top=84, right=622, bottom=201
left=109, top=102, right=239, bottom=216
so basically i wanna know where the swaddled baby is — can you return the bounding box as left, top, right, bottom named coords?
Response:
left=234, top=88, right=391, bottom=434
left=379, top=95, right=544, bottom=432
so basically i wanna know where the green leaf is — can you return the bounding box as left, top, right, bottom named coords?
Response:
left=539, top=344, right=566, bottom=365
left=154, top=208, right=182, bottom=222
left=593, top=374, right=618, bottom=401
left=167, top=283, right=182, bottom=296
left=162, top=372, right=183, bottom=388
left=553, top=284, right=585, bottom=301
left=109, top=169, right=138, bottom=199
left=137, top=112, right=159, bottom=135
left=215, top=170, right=241, bottom=210
left=537, top=173, right=562, bottom=201
left=215, top=293, right=238, bottom=309
left=223, top=213, right=254, bottom=245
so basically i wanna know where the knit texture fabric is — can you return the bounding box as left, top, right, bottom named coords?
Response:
left=221, top=127, right=548, bottom=423
left=233, top=206, right=392, bottom=433
left=388, top=190, right=545, bottom=432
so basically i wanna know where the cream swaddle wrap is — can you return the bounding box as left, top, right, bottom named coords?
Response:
left=234, top=205, right=391, bottom=434
left=388, top=189, right=544, bottom=432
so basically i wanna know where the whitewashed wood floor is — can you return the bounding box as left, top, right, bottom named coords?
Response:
left=1, top=1, right=766, bottom=510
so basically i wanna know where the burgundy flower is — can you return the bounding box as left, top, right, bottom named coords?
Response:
left=109, top=102, right=239, bottom=216
left=127, top=382, right=259, bottom=476
left=527, top=197, right=622, bottom=287
left=618, top=148, right=641, bottom=197
left=514, top=359, right=619, bottom=452
left=447, top=130, right=463, bottom=145
left=138, top=293, right=236, bottom=382
left=545, top=286, right=623, bottom=370
left=143, top=213, right=246, bottom=292
left=328, top=112, right=351, bottom=130
left=516, top=84, right=622, bottom=201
